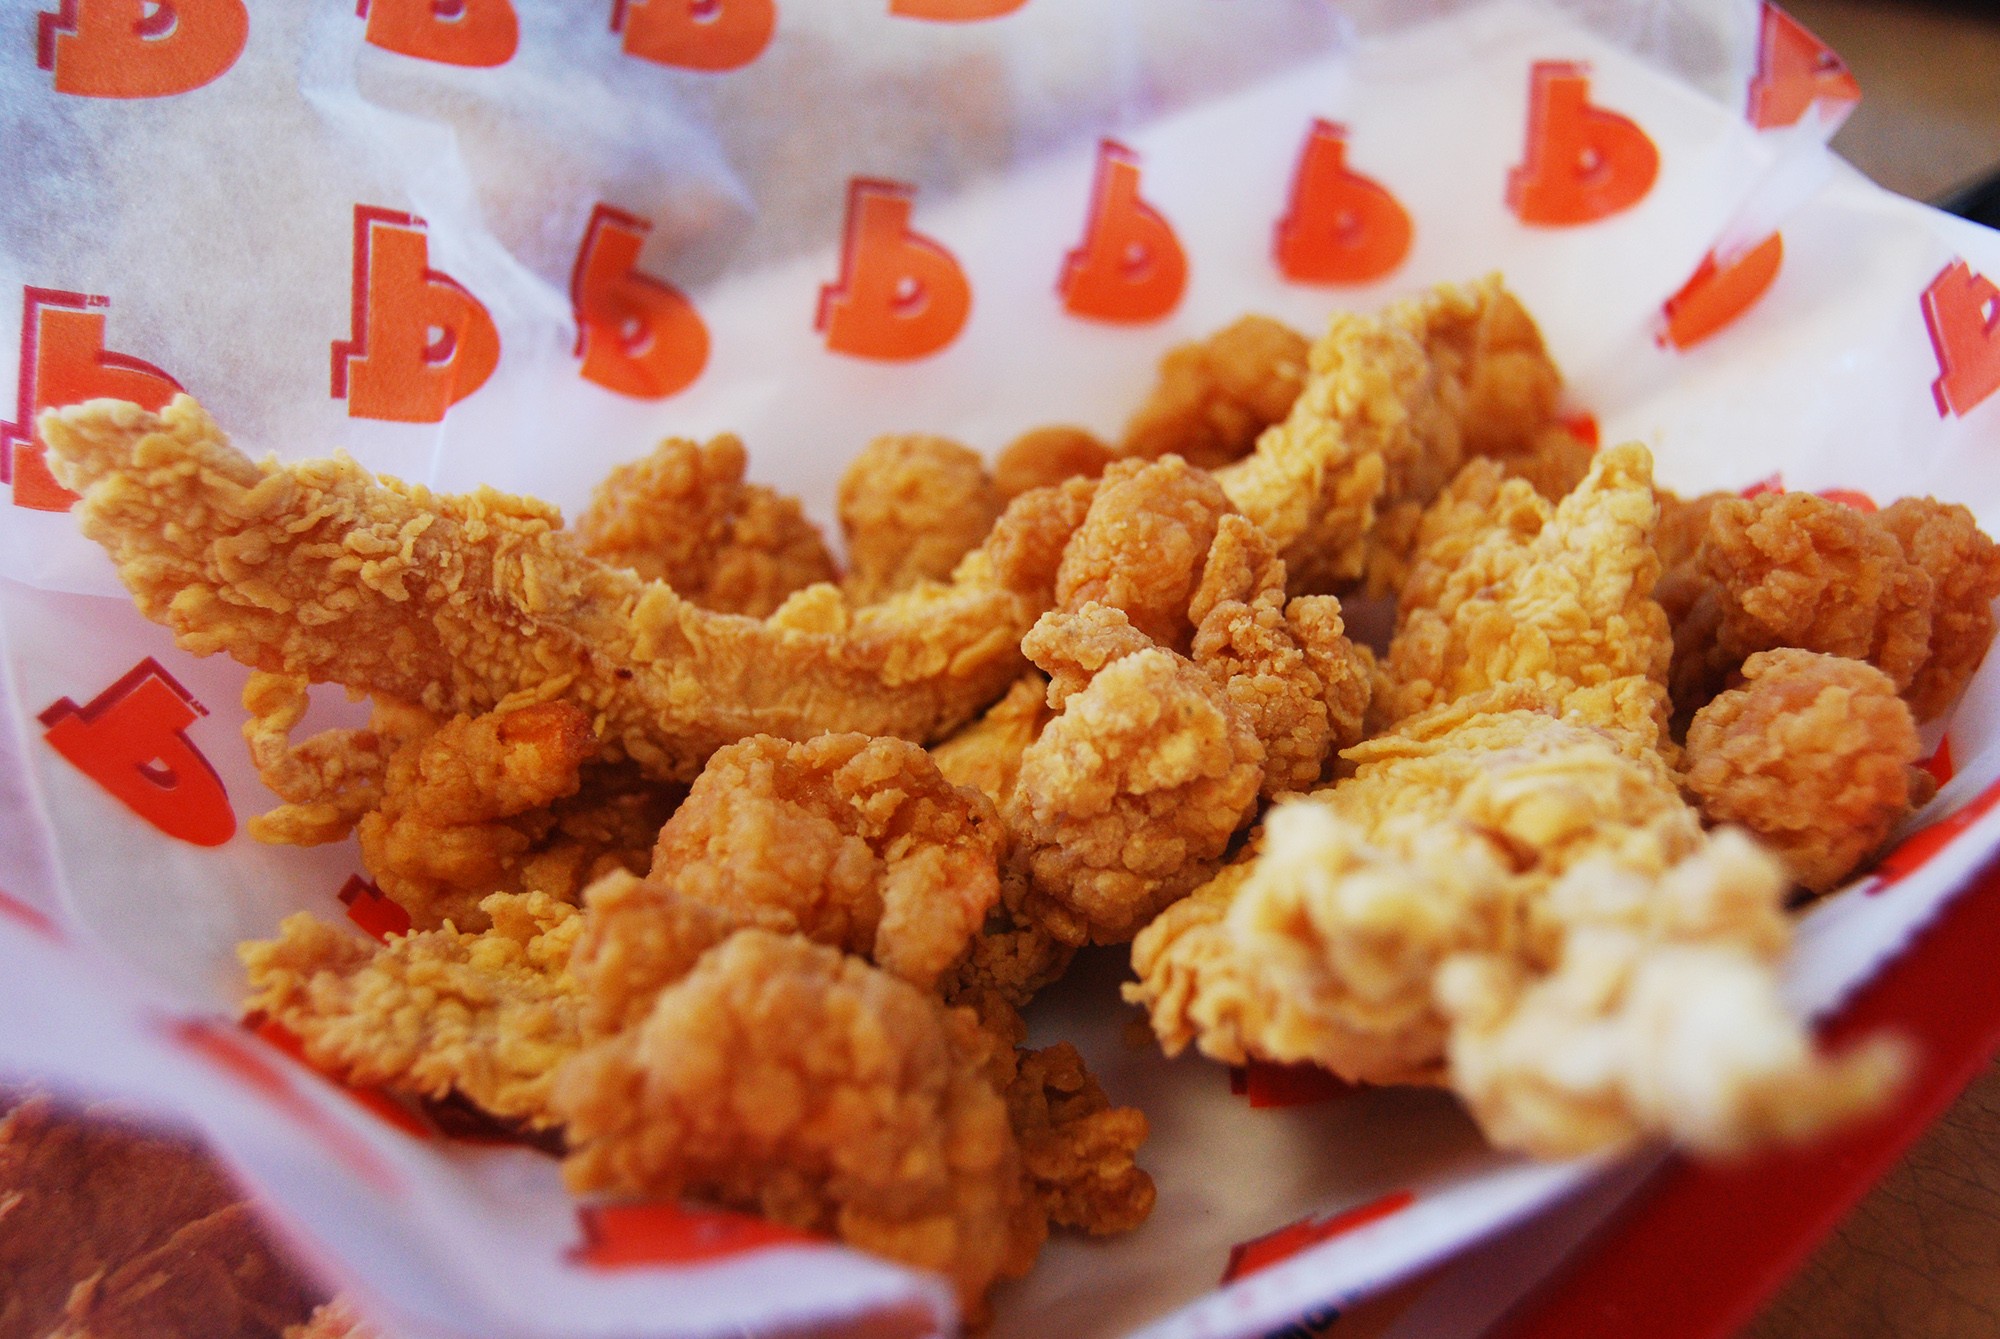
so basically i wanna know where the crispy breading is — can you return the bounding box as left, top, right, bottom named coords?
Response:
left=239, top=892, right=585, bottom=1129
left=1658, top=490, right=2000, bottom=727
left=45, top=396, right=1045, bottom=782
left=1684, top=650, right=1925, bottom=894
left=1055, top=456, right=1233, bottom=651
left=240, top=672, right=428, bottom=847
left=648, top=733, right=1004, bottom=992
left=350, top=700, right=672, bottom=933
left=1437, top=831, right=1904, bottom=1157
left=839, top=434, right=1005, bottom=605
left=1002, top=1042, right=1154, bottom=1235
left=1213, top=277, right=1565, bottom=594
left=555, top=931, right=1045, bottom=1315
left=1379, top=444, right=1673, bottom=745
left=565, top=869, right=736, bottom=1037
left=994, top=426, right=1113, bottom=500
left=0, top=1095, right=317, bottom=1339
left=575, top=433, right=837, bottom=618
left=1878, top=496, right=2000, bottom=720
left=1117, top=316, right=1309, bottom=469
left=931, top=674, right=1053, bottom=810
left=1011, top=608, right=1265, bottom=946
left=1493, top=422, right=1594, bottom=502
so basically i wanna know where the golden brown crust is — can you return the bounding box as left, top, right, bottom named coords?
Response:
left=1683, top=650, right=1924, bottom=894
left=839, top=434, right=1005, bottom=605
left=994, top=426, right=1114, bottom=501
left=1117, top=315, right=1309, bottom=470
left=576, top=434, right=837, bottom=618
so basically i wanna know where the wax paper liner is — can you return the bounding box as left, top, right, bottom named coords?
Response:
left=3, top=2, right=1999, bottom=1336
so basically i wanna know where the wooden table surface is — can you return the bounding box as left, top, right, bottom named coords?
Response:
left=1711, top=3, right=2000, bottom=1334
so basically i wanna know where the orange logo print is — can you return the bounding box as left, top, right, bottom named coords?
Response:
left=1747, top=2, right=1858, bottom=130
left=37, top=0, right=247, bottom=98
left=331, top=206, right=500, bottom=423
left=1659, top=233, right=1784, bottom=350
left=1274, top=120, right=1412, bottom=286
left=3, top=288, right=183, bottom=512
left=1507, top=61, right=1659, bottom=227
left=888, top=0, right=1028, bottom=20
left=613, top=0, right=774, bottom=72
left=817, top=180, right=972, bottom=362
left=359, top=0, right=518, bottom=68
left=570, top=205, right=709, bottom=400
left=1060, top=141, right=1187, bottom=324
left=1221, top=1189, right=1416, bottom=1283
left=39, top=658, right=235, bottom=847
left=571, top=1202, right=811, bottom=1268
left=1923, top=260, right=2000, bottom=419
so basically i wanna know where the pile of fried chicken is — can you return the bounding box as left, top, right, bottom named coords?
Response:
left=39, top=274, right=2000, bottom=1325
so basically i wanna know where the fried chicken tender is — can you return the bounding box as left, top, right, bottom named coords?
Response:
left=995, top=426, right=1114, bottom=501
left=1118, top=316, right=1310, bottom=469
left=240, top=672, right=429, bottom=847
left=1213, top=277, right=1565, bottom=594
left=1438, top=831, right=1904, bottom=1157
left=575, top=433, right=837, bottom=618
left=648, top=733, right=1004, bottom=992
left=1662, top=490, right=2000, bottom=725
left=347, top=700, right=671, bottom=932
left=46, top=396, right=1043, bottom=782
left=839, top=435, right=1006, bottom=604
left=554, top=930, right=1045, bottom=1315
left=1684, top=650, right=1926, bottom=894
left=1011, top=609, right=1266, bottom=945
left=0, top=1095, right=317, bottom=1339
left=1379, top=444, right=1673, bottom=738
left=1055, top=456, right=1234, bottom=650
left=240, top=892, right=585, bottom=1129
left=1002, top=1042, right=1154, bottom=1235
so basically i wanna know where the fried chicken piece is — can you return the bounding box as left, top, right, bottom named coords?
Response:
left=1438, top=831, right=1904, bottom=1157
left=0, top=1095, right=318, bottom=1339
left=240, top=673, right=430, bottom=847
left=1117, top=316, right=1310, bottom=469
left=240, top=892, right=585, bottom=1129
left=1055, top=456, right=1234, bottom=651
left=1129, top=723, right=1899, bottom=1157
left=575, top=434, right=837, bottom=618
left=648, top=733, right=1004, bottom=992
left=1380, top=443, right=1673, bottom=742
left=352, top=700, right=675, bottom=932
left=565, top=869, right=736, bottom=1036
left=931, top=674, right=1053, bottom=810
left=994, top=426, right=1114, bottom=500
left=839, top=435, right=1005, bottom=605
left=46, top=396, right=1043, bottom=782
left=1665, top=491, right=1934, bottom=723
left=938, top=856, right=1077, bottom=1015
left=1684, top=650, right=1925, bottom=894
left=1010, top=607, right=1265, bottom=945
left=1879, top=496, right=2000, bottom=720
left=1002, top=1042, right=1154, bottom=1235
left=1495, top=422, right=1594, bottom=502
left=554, top=930, right=1045, bottom=1316
left=1213, top=277, right=1564, bottom=594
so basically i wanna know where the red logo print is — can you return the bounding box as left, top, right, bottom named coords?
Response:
left=888, top=0, right=1027, bottom=19
left=1274, top=120, right=1412, bottom=286
left=1229, top=1059, right=1354, bottom=1109
left=1862, top=773, right=2000, bottom=895
left=1922, top=260, right=2000, bottom=419
left=40, top=658, right=234, bottom=847
left=1747, top=2, right=1859, bottom=130
left=1507, top=61, right=1659, bottom=227
left=613, top=0, right=774, bottom=72
left=1221, top=1189, right=1416, bottom=1283
left=250, top=1018, right=432, bottom=1138
left=358, top=0, right=518, bottom=68
left=1060, top=140, right=1187, bottom=324
left=1659, top=233, right=1784, bottom=350
left=570, top=204, right=709, bottom=400
left=571, top=1202, right=812, bottom=1268
left=339, top=875, right=412, bottom=943
left=817, top=180, right=971, bottom=362
left=331, top=205, right=500, bottom=423
left=37, top=0, right=248, bottom=98
left=3, top=288, right=183, bottom=512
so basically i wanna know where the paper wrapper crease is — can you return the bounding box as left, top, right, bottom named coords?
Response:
left=3, top=1, right=2000, bottom=1335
